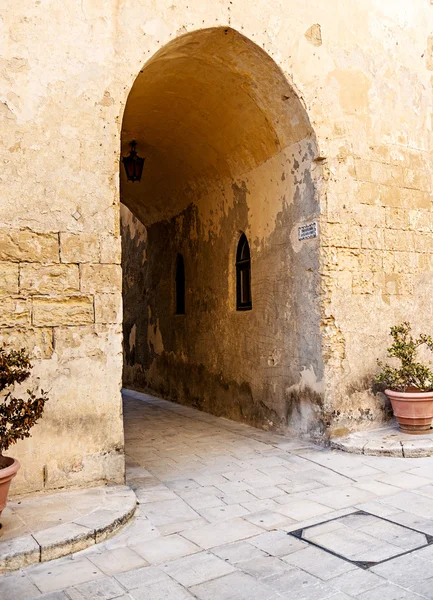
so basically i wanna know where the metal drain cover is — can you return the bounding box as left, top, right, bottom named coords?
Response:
left=290, top=510, right=432, bottom=569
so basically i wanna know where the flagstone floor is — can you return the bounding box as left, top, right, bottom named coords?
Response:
left=2, top=388, right=433, bottom=599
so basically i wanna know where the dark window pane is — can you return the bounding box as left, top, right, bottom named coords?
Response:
left=240, top=268, right=250, bottom=304
left=236, top=234, right=252, bottom=310
left=175, top=254, right=185, bottom=314
left=240, top=239, right=250, bottom=261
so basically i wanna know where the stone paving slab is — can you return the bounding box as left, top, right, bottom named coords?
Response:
left=331, top=423, right=433, bottom=457
left=3, top=390, right=433, bottom=599
left=0, top=485, right=137, bottom=572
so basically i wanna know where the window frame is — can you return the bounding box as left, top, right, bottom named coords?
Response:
left=236, top=233, right=252, bottom=311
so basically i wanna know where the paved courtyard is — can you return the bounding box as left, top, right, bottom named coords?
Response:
left=3, top=389, right=433, bottom=599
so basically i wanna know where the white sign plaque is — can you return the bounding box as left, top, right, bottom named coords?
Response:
left=298, top=222, right=318, bottom=241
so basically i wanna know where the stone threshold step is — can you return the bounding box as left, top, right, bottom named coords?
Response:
left=0, top=485, right=137, bottom=573
left=331, top=423, right=433, bottom=458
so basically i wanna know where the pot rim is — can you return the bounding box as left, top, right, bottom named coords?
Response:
left=0, top=457, right=20, bottom=479
left=385, top=388, right=433, bottom=400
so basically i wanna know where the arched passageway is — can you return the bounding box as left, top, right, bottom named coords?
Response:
left=121, top=27, right=324, bottom=437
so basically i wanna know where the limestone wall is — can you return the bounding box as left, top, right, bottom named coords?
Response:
left=322, top=149, right=433, bottom=435
left=0, top=0, right=432, bottom=492
left=0, top=231, right=124, bottom=494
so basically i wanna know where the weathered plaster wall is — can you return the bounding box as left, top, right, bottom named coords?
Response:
left=0, top=0, right=432, bottom=493
left=122, top=137, right=324, bottom=437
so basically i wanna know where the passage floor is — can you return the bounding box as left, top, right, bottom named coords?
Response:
left=2, top=389, right=433, bottom=599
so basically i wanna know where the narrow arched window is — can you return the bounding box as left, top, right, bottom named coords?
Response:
left=236, top=234, right=252, bottom=311
left=175, top=254, right=185, bottom=315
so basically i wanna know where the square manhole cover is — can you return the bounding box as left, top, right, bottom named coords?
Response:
left=290, top=510, right=433, bottom=569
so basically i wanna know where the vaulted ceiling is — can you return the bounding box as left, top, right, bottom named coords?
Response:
left=121, top=27, right=313, bottom=225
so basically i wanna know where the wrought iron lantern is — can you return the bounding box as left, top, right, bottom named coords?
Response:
left=122, top=141, right=145, bottom=182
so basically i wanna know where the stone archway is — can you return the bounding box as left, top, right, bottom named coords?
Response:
left=120, top=27, right=324, bottom=437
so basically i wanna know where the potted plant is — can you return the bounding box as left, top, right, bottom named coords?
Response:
left=0, top=347, right=48, bottom=519
left=376, top=322, right=433, bottom=434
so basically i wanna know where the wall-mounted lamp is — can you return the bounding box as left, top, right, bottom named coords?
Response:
left=122, top=141, right=145, bottom=182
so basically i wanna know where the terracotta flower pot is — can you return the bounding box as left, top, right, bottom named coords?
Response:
left=0, top=456, right=20, bottom=517
left=385, top=389, right=433, bottom=434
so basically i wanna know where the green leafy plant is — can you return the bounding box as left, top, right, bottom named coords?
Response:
left=0, top=347, right=48, bottom=456
left=376, top=322, right=433, bottom=392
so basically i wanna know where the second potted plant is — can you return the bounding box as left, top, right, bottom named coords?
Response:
left=376, top=322, right=433, bottom=434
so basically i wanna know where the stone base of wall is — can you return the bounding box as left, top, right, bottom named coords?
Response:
left=9, top=450, right=125, bottom=497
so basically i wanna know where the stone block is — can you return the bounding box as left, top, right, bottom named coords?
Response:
left=182, top=518, right=264, bottom=549
left=380, top=184, right=403, bottom=208
left=37, top=592, right=69, bottom=599
left=100, top=234, right=121, bottom=264
left=363, top=439, right=403, bottom=457
left=88, top=547, right=147, bottom=575
left=395, top=273, right=413, bottom=295
left=32, top=296, right=94, bottom=326
left=0, top=570, right=42, bottom=599
left=400, top=187, right=431, bottom=210
left=0, top=263, right=18, bottom=295
left=326, top=564, right=387, bottom=596
left=414, top=232, right=433, bottom=253
left=114, top=565, right=172, bottom=591
left=0, top=297, right=30, bottom=326
left=0, top=326, right=53, bottom=359
left=384, top=229, right=414, bottom=252
left=382, top=251, right=395, bottom=272
left=381, top=273, right=400, bottom=296
left=131, top=533, right=200, bottom=564
left=385, top=208, right=410, bottom=230
left=321, top=223, right=361, bottom=249
left=354, top=158, right=372, bottom=182
left=370, top=161, right=403, bottom=186
left=94, top=293, right=122, bottom=324
left=0, top=230, right=59, bottom=263
left=327, top=249, right=359, bottom=272
left=243, top=510, right=294, bottom=530
left=74, top=503, right=136, bottom=543
left=352, top=271, right=375, bottom=295
left=20, top=264, right=80, bottom=295
left=321, top=223, right=348, bottom=248
left=0, top=534, right=40, bottom=572
left=393, top=252, right=418, bottom=274
left=403, top=167, right=431, bottom=191
left=418, top=253, right=433, bottom=272
left=32, top=522, right=94, bottom=562
left=80, top=264, right=122, bottom=293
left=52, top=324, right=121, bottom=361
left=352, top=204, right=385, bottom=228
left=402, top=439, right=433, bottom=458
left=357, top=181, right=381, bottom=205
left=190, top=571, right=277, bottom=600
left=63, top=576, right=125, bottom=600
left=28, top=557, right=104, bottom=594
left=361, top=227, right=384, bottom=250
left=330, top=437, right=364, bottom=454
left=282, top=545, right=355, bottom=581
left=409, top=209, right=432, bottom=233
left=358, top=249, right=383, bottom=272
left=272, top=498, right=331, bottom=521
left=125, top=577, right=194, bottom=599
left=161, top=551, right=236, bottom=587
left=60, top=233, right=99, bottom=264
